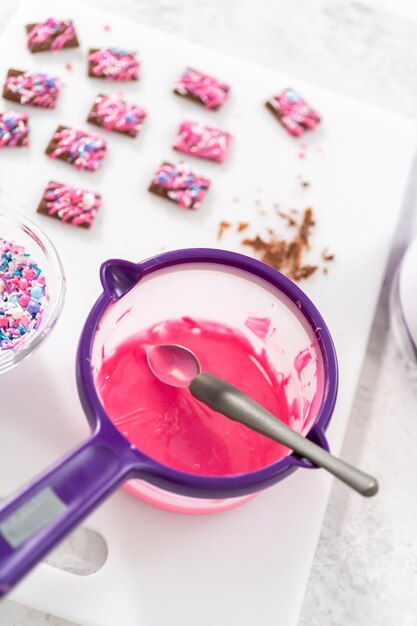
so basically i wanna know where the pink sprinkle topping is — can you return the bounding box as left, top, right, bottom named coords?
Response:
left=4, top=71, right=60, bottom=109
left=65, top=63, right=73, bottom=72
left=173, top=67, right=230, bottom=110
left=0, top=111, right=29, bottom=148
left=43, top=182, right=101, bottom=228
left=267, top=88, right=320, bottom=137
left=173, top=120, right=231, bottom=163
left=103, top=25, right=111, bottom=32
left=152, top=162, right=210, bottom=210
left=27, top=18, right=77, bottom=51
left=89, top=94, right=146, bottom=137
left=88, top=47, right=139, bottom=81
left=47, top=127, right=107, bottom=172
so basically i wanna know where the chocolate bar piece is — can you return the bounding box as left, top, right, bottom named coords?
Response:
left=2, top=69, right=60, bottom=109
left=266, top=88, right=321, bottom=137
left=88, top=47, right=139, bottom=81
left=0, top=111, right=29, bottom=147
left=45, top=125, right=107, bottom=172
left=173, top=67, right=230, bottom=110
left=26, top=18, right=79, bottom=53
left=148, top=161, right=210, bottom=210
left=173, top=120, right=231, bottom=163
left=87, top=94, right=146, bottom=137
left=37, top=181, right=100, bottom=229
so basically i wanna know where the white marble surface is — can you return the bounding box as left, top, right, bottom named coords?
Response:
left=1, top=1, right=417, bottom=624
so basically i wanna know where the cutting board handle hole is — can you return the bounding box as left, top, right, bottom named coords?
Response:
left=42, top=525, right=108, bottom=576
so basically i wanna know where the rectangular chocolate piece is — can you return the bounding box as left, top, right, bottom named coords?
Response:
left=87, top=94, right=146, bottom=137
left=2, top=69, right=60, bottom=109
left=37, top=181, right=100, bottom=229
left=149, top=161, right=210, bottom=210
left=173, top=67, right=230, bottom=111
left=45, top=125, right=107, bottom=172
left=88, top=47, right=139, bottom=81
left=0, top=111, right=29, bottom=147
left=173, top=120, right=231, bottom=163
left=26, top=18, right=79, bottom=53
left=266, top=88, right=321, bottom=137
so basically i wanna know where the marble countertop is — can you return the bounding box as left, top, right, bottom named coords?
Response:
left=1, top=1, right=417, bottom=624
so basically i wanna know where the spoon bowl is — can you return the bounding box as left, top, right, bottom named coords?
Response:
left=146, top=343, right=201, bottom=388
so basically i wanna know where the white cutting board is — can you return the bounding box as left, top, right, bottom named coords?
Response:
left=0, top=1, right=415, bottom=624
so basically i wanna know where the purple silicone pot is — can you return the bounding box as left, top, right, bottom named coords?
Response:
left=0, top=249, right=338, bottom=595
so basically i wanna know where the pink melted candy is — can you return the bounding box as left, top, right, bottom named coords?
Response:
left=96, top=318, right=298, bottom=476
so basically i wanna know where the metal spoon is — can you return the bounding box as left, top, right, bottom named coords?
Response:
left=146, top=343, right=378, bottom=497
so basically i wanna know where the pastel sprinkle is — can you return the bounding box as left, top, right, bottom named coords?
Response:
left=0, top=238, right=46, bottom=350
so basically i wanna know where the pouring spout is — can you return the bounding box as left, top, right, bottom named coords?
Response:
left=100, top=259, right=142, bottom=300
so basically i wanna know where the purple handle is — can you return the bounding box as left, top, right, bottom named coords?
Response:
left=0, top=430, right=134, bottom=596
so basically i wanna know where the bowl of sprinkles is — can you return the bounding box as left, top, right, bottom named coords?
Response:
left=0, top=210, right=65, bottom=373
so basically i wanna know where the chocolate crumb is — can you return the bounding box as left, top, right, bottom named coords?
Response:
left=232, top=196, right=240, bottom=203
left=237, top=222, right=249, bottom=232
left=242, top=207, right=321, bottom=281
left=322, top=248, right=334, bottom=261
left=301, top=180, right=310, bottom=188
left=218, top=220, right=231, bottom=240
left=278, top=210, right=297, bottom=227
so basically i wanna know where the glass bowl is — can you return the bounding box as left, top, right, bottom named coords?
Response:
left=0, top=210, right=65, bottom=374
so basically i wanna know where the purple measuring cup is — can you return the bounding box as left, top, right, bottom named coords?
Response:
left=0, top=248, right=338, bottom=596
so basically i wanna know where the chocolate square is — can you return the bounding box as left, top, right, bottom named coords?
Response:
left=37, top=181, right=100, bottom=229
left=45, top=125, right=107, bottom=172
left=87, top=94, right=146, bottom=137
left=148, top=161, right=210, bottom=210
left=266, top=88, right=321, bottom=137
left=88, top=47, right=139, bottom=81
left=26, top=18, right=79, bottom=53
left=2, top=69, right=60, bottom=109
left=0, top=111, right=29, bottom=147
left=173, top=67, right=230, bottom=110
left=173, top=120, right=231, bottom=163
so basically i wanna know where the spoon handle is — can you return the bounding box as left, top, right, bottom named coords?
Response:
left=189, top=373, right=378, bottom=497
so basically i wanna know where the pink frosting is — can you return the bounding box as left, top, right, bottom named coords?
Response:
left=173, top=67, right=230, bottom=110
left=47, top=127, right=107, bottom=172
left=89, top=47, right=139, bottom=81
left=0, top=111, right=29, bottom=148
left=268, top=88, right=320, bottom=137
left=173, top=121, right=231, bottom=163
left=43, top=182, right=100, bottom=228
left=152, top=162, right=210, bottom=210
left=4, top=71, right=60, bottom=109
left=89, top=94, right=146, bottom=136
left=27, top=18, right=77, bottom=50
